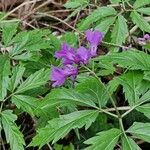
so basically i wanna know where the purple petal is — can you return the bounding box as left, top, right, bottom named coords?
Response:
left=144, top=34, right=150, bottom=40
left=85, top=30, right=103, bottom=47
left=138, top=37, right=146, bottom=45
left=55, top=43, right=69, bottom=59
left=77, top=46, right=91, bottom=64
left=64, top=65, right=78, bottom=83
left=51, top=66, right=66, bottom=87
left=89, top=46, right=97, bottom=57
left=64, top=65, right=78, bottom=77
left=55, top=42, right=78, bottom=65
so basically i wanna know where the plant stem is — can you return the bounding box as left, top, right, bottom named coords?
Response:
left=83, top=65, right=121, bottom=117
left=99, top=108, right=118, bottom=118
left=83, top=65, right=129, bottom=143
left=0, top=94, right=14, bottom=112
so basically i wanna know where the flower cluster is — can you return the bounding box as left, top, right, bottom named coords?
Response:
left=138, top=34, right=150, bottom=45
left=51, top=30, right=103, bottom=87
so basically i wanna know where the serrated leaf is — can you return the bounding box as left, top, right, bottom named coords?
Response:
left=84, top=128, right=121, bottom=150
left=76, top=77, right=109, bottom=107
left=0, top=55, right=10, bottom=101
left=136, top=104, right=150, bottom=119
left=110, top=15, right=128, bottom=52
left=8, top=65, right=25, bottom=92
left=95, top=16, right=116, bottom=34
left=99, top=49, right=150, bottom=70
left=1, top=110, right=25, bottom=150
left=122, top=136, right=141, bottom=150
left=133, top=0, right=150, bottom=9
left=61, top=32, right=78, bottom=47
left=97, top=60, right=116, bottom=76
left=127, top=122, right=150, bottom=143
left=117, top=71, right=143, bottom=106
left=139, top=90, right=150, bottom=103
left=30, top=110, right=99, bottom=148
left=10, top=29, right=50, bottom=56
left=144, top=71, right=150, bottom=81
left=39, top=88, right=97, bottom=111
left=131, top=11, right=150, bottom=32
left=11, top=95, right=39, bottom=116
left=1, top=21, right=19, bottom=46
left=137, top=7, right=150, bottom=15
left=15, top=68, right=50, bottom=94
left=78, top=6, right=117, bottom=30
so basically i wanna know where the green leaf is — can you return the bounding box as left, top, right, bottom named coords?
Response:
left=0, top=55, right=10, bottom=101
left=84, top=128, right=121, bottom=150
left=122, top=136, right=141, bottom=150
left=1, top=110, right=25, bottom=150
left=110, top=0, right=121, bottom=4
left=136, top=104, right=150, bottom=119
left=97, top=60, right=116, bottom=76
left=61, top=32, right=78, bottom=47
left=139, top=90, right=150, bottom=103
left=110, top=15, right=128, bottom=52
left=137, top=7, right=150, bottom=15
left=1, top=21, right=19, bottom=46
left=39, top=88, right=97, bottom=111
left=30, top=110, right=99, bottom=148
left=11, top=95, right=39, bottom=116
left=78, top=6, right=117, bottom=30
left=133, top=0, right=150, bottom=9
left=15, top=68, right=50, bottom=94
left=144, top=71, right=150, bottom=81
left=10, top=29, right=50, bottom=56
left=127, top=122, right=150, bottom=143
left=130, top=11, right=150, bottom=32
left=76, top=77, right=109, bottom=107
left=116, top=71, right=143, bottom=106
left=8, top=65, right=25, bottom=92
left=99, top=49, right=150, bottom=70
left=64, top=0, right=88, bottom=9
left=95, top=16, right=116, bottom=34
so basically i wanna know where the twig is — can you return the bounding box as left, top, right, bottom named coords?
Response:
left=0, top=0, right=43, bottom=21
left=47, top=144, right=53, bottom=150
left=36, top=12, right=83, bottom=34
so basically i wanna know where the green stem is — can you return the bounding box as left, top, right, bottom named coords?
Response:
left=122, top=98, right=149, bottom=118
left=119, top=118, right=129, bottom=146
left=83, top=65, right=128, bottom=142
left=0, top=94, right=14, bottom=112
left=99, top=108, right=118, bottom=118
left=83, top=65, right=121, bottom=117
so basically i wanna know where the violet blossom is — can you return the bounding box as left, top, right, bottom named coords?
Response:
left=51, top=65, right=78, bottom=87
left=51, top=66, right=66, bottom=87
left=55, top=43, right=79, bottom=65
left=51, top=30, right=104, bottom=87
left=86, top=30, right=103, bottom=56
left=138, top=34, right=150, bottom=45
left=76, top=46, right=91, bottom=64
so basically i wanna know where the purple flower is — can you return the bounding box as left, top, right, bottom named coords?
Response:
left=55, top=43, right=79, bottom=65
left=51, top=65, right=78, bottom=87
left=77, top=46, right=91, bottom=64
left=64, top=65, right=78, bottom=83
left=51, top=66, right=66, bottom=87
left=144, top=34, right=150, bottom=40
left=138, top=33, right=150, bottom=45
left=86, top=30, right=103, bottom=56
left=138, top=38, right=146, bottom=45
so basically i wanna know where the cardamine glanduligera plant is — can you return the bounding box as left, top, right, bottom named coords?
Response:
left=51, top=30, right=103, bottom=87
